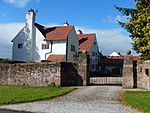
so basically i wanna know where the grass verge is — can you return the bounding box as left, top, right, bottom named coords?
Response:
left=123, top=91, right=150, bottom=113
left=0, top=85, right=76, bottom=104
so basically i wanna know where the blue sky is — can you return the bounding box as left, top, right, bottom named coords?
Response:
left=0, top=0, right=137, bottom=59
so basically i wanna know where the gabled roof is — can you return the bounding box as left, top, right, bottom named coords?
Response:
left=47, top=54, right=65, bottom=62
left=106, top=56, right=123, bottom=60
left=11, top=27, right=25, bottom=42
left=34, top=23, right=46, bottom=37
left=35, top=23, right=74, bottom=41
left=109, top=51, right=120, bottom=56
left=77, top=33, right=96, bottom=52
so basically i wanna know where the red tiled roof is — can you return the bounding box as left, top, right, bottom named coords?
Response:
left=78, top=34, right=96, bottom=52
left=45, top=26, right=73, bottom=41
left=35, top=23, right=73, bottom=41
left=47, top=55, right=65, bottom=62
left=106, top=56, right=123, bottom=60
left=99, top=56, right=140, bottom=66
left=132, top=56, right=141, bottom=61
left=105, top=56, right=140, bottom=61
left=35, top=23, right=46, bottom=37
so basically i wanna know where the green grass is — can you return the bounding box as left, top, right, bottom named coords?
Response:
left=0, top=85, right=76, bottom=104
left=123, top=91, right=150, bottom=113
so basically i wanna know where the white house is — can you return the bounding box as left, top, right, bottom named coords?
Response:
left=109, top=51, right=120, bottom=56
left=11, top=9, right=79, bottom=62
left=77, top=30, right=99, bottom=72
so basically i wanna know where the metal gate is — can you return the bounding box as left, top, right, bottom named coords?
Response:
left=89, top=76, right=122, bottom=85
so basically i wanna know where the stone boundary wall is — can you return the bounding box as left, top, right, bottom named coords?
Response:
left=0, top=63, right=61, bottom=87
left=1, top=58, right=150, bottom=89
left=137, top=60, right=150, bottom=90
left=0, top=58, right=89, bottom=87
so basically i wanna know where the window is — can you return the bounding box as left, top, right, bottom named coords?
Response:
left=71, top=45, right=75, bottom=52
left=18, top=43, right=23, bottom=48
left=95, top=52, right=97, bottom=57
left=92, top=64, right=95, bottom=69
left=42, top=44, right=49, bottom=49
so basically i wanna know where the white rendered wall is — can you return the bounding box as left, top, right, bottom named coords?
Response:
left=51, top=41, right=66, bottom=55
left=12, top=10, right=36, bottom=62
left=12, top=27, right=33, bottom=62
left=88, top=37, right=99, bottom=72
left=109, top=51, right=120, bottom=56
left=34, top=27, right=50, bottom=61
left=36, top=27, right=66, bottom=61
left=67, top=28, right=79, bottom=62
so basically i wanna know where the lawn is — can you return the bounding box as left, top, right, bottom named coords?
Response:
left=0, top=85, right=76, bottom=104
left=123, top=91, right=150, bottom=113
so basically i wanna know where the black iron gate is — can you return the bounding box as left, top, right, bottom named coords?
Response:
left=89, top=76, right=122, bottom=85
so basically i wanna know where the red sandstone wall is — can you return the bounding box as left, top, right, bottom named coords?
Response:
left=0, top=63, right=61, bottom=87
left=0, top=60, right=89, bottom=87
left=137, top=60, right=150, bottom=90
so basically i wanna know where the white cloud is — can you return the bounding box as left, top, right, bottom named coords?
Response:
left=0, top=22, right=137, bottom=59
left=0, top=22, right=24, bottom=58
left=3, top=0, right=31, bottom=8
left=75, top=26, right=137, bottom=56
left=47, top=23, right=61, bottom=27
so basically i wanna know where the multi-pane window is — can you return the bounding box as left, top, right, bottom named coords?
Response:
left=92, top=64, right=95, bottom=69
left=42, top=44, right=49, bottom=49
left=71, top=45, right=75, bottom=52
left=18, top=43, right=23, bottom=48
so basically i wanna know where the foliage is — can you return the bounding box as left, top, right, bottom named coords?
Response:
left=79, top=52, right=87, bottom=60
left=0, top=85, right=76, bottom=104
left=0, top=58, right=12, bottom=63
left=75, top=51, right=87, bottom=68
left=115, top=0, right=150, bottom=59
left=123, top=91, right=150, bottom=113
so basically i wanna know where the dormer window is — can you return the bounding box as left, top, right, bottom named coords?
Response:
left=18, top=43, right=23, bottom=48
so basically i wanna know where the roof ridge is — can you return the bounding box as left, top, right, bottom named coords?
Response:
left=78, top=33, right=96, bottom=35
left=45, top=25, right=74, bottom=29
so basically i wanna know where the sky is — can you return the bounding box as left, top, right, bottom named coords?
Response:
left=0, top=0, right=137, bottom=59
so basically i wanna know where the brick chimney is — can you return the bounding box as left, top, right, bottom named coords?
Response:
left=64, top=21, right=69, bottom=26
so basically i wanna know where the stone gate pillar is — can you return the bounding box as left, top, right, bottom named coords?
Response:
left=78, top=55, right=90, bottom=86
left=123, top=50, right=134, bottom=88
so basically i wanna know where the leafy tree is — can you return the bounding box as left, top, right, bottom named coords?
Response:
left=115, top=0, right=150, bottom=59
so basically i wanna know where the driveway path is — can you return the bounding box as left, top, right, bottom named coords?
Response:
left=0, top=86, right=140, bottom=113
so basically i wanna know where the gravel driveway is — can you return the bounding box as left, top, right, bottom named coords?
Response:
left=0, top=86, right=140, bottom=113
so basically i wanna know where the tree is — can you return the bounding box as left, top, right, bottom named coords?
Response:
left=115, top=0, right=150, bottom=59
